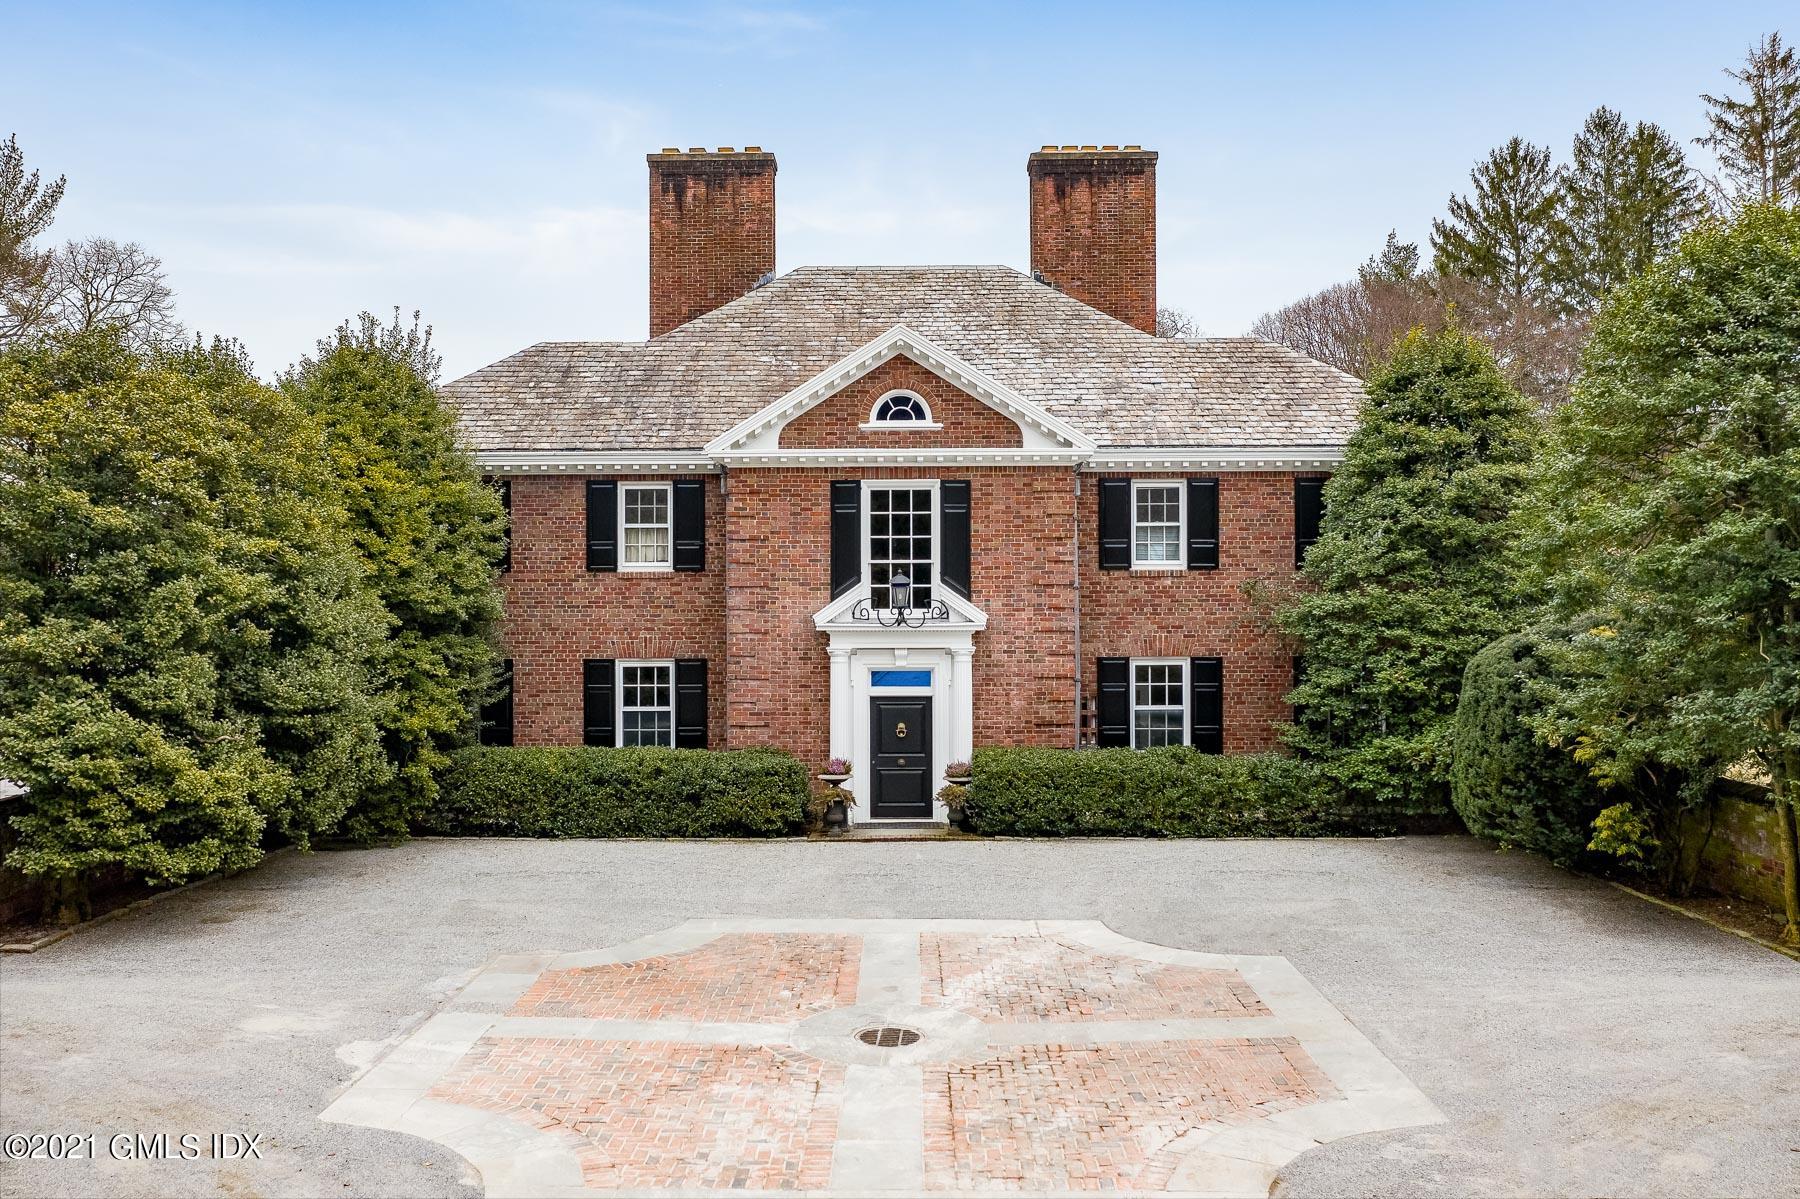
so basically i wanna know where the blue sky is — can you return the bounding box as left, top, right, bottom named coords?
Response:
left=5, top=1, right=1789, bottom=380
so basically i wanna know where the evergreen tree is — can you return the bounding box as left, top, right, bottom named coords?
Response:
left=1547, top=107, right=1707, bottom=313
left=1281, top=326, right=1538, bottom=819
left=0, top=330, right=386, bottom=919
left=281, top=311, right=505, bottom=839
left=1528, top=206, right=1800, bottom=942
left=1431, top=137, right=1560, bottom=305
left=1697, top=32, right=1800, bottom=206
left=1358, top=229, right=1422, bottom=286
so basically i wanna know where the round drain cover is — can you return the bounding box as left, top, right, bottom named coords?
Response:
left=855, top=1025, right=921, bottom=1048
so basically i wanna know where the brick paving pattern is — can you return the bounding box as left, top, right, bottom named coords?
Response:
left=511, top=932, right=861, bottom=1022
left=428, top=1036, right=844, bottom=1191
left=922, top=1037, right=1339, bottom=1192
left=921, top=932, right=1270, bottom=1022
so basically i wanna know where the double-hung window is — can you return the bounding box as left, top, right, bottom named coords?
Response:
left=868, top=484, right=934, bottom=610
left=1131, top=659, right=1187, bottom=748
left=618, top=661, right=674, bottom=746
left=621, top=484, right=672, bottom=570
left=1132, top=481, right=1184, bottom=568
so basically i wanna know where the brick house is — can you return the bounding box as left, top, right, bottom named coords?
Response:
left=445, top=145, right=1361, bottom=824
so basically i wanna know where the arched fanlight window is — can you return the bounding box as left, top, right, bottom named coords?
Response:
left=869, top=390, right=932, bottom=424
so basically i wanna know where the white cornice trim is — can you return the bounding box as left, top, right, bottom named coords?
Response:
left=1082, top=447, right=1345, bottom=472
left=473, top=446, right=1345, bottom=474
left=703, top=325, right=1097, bottom=457
left=475, top=451, right=720, bottom=474
left=712, top=448, right=1089, bottom=468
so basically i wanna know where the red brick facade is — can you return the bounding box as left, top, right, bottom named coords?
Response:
left=501, top=465, right=1313, bottom=755
left=780, top=357, right=1024, bottom=450
left=1028, top=148, right=1157, bottom=334
left=649, top=150, right=776, bottom=338
left=502, top=475, right=727, bottom=745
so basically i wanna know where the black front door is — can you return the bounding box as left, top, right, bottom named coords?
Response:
left=870, top=698, right=933, bottom=819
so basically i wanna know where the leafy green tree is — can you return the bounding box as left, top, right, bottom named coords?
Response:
left=1432, top=137, right=1560, bottom=306
left=1527, top=205, right=1800, bottom=942
left=281, top=311, right=505, bottom=839
left=0, top=330, right=386, bottom=919
left=1697, top=32, right=1800, bottom=206
left=1281, top=326, right=1538, bottom=819
left=1547, top=107, right=1707, bottom=314
left=1, top=133, right=66, bottom=343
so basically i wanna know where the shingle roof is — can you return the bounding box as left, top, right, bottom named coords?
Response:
left=442, top=266, right=1364, bottom=451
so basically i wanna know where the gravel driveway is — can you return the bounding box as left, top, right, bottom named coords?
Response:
left=1, top=835, right=1795, bottom=1198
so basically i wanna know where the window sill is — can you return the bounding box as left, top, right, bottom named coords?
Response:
left=858, top=422, right=945, bottom=432
left=618, top=564, right=675, bottom=574
left=1129, top=562, right=1187, bottom=573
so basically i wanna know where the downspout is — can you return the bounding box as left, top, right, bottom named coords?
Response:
left=1071, top=468, right=1083, bottom=749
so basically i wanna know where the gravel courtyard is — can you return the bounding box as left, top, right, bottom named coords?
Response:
left=1, top=836, right=1795, bottom=1198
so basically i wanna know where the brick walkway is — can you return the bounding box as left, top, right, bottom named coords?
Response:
left=323, top=920, right=1442, bottom=1197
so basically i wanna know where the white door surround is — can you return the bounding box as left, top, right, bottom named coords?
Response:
left=815, top=591, right=984, bottom=825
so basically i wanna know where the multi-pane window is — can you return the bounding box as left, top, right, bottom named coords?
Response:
left=618, top=662, right=673, bottom=746
left=1132, top=482, right=1183, bottom=566
left=1132, top=660, right=1186, bottom=748
left=622, top=485, right=671, bottom=569
left=869, top=485, right=933, bottom=610
left=871, top=391, right=930, bottom=423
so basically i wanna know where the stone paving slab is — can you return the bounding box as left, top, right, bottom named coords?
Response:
left=320, top=919, right=1443, bottom=1197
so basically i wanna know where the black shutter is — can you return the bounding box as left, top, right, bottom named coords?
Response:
left=586, top=481, right=618, bottom=572
left=1294, top=477, right=1326, bottom=569
left=478, top=658, right=513, bottom=747
left=672, top=479, right=705, bottom=572
left=1186, top=477, right=1219, bottom=570
left=493, top=477, right=512, bottom=573
left=674, top=659, right=708, bottom=748
left=1098, top=479, right=1131, bottom=569
left=1190, top=657, right=1224, bottom=754
left=583, top=658, right=615, bottom=747
left=941, top=479, right=971, bottom=599
left=1096, top=657, right=1130, bottom=748
left=830, top=480, right=861, bottom=598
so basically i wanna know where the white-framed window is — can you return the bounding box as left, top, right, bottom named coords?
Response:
left=1131, top=658, right=1188, bottom=749
left=620, top=484, right=672, bottom=570
left=863, top=390, right=941, bottom=430
left=866, top=481, right=936, bottom=610
left=1131, top=480, right=1184, bottom=568
left=617, top=660, right=674, bottom=746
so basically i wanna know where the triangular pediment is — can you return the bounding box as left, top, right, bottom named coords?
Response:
left=704, top=325, right=1095, bottom=458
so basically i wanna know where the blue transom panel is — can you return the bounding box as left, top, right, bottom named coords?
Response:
left=870, top=670, right=932, bottom=688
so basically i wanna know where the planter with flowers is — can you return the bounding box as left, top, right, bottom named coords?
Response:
left=813, top=759, right=854, bottom=829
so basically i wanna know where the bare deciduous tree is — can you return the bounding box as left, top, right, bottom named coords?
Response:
left=1154, top=306, right=1200, bottom=339
left=42, top=237, right=181, bottom=350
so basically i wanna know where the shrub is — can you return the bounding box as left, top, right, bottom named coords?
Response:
left=1450, top=625, right=1605, bottom=865
left=422, top=747, right=808, bottom=838
left=964, top=747, right=1339, bottom=837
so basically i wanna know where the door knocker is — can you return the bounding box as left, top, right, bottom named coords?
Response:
left=895, top=721, right=908, bottom=738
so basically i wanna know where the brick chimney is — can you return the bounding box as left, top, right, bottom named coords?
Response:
left=648, top=147, right=777, bottom=337
left=1027, top=145, right=1157, bottom=333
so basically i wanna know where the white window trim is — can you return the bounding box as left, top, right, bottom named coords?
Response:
left=862, top=479, right=940, bottom=611
left=616, top=659, right=675, bottom=748
left=618, top=482, right=674, bottom=573
left=1129, top=657, right=1190, bottom=750
left=1130, top=478, right=1186, bottom=571
left=860, top=389, right=944, bottom=432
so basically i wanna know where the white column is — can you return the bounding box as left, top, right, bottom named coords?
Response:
left=828, top=647, right=853, bottom=764
left=950, top=646, right=975, bottom=763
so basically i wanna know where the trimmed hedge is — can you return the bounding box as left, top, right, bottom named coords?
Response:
left=964, top=747, right=1339, bottom=837
left=1450, top=625, right=1606, bottom=865
left=422, top=747, right=809, bottom=838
